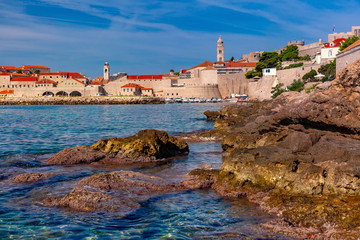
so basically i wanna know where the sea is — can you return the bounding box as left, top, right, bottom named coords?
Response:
left=0, top=104, right=294, bottom=239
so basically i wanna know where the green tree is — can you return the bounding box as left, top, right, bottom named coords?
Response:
left=255, top=52, right=279, bottom=72
left=280, top=45, right=299, bottom=61
left=271, top=83, right=286, bottom=99
left=339, top=36, right=360, bottom=51
left=17, top=70, right=22, bottom=73
left=287, top=79, right=305, bottom=91
left=302, top=69, right=317, bottom=82
left=230, top=56, right=235, bottom=61
left=318, top=60, right=336, bottom=78
left=245, top=70, right=262, bottom=79
left=34, top=70, right=40, bottom=74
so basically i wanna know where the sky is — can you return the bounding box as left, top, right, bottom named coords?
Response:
left=1, top=0, right=360, bottom=79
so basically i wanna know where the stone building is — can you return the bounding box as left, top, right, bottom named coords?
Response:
left=101, top=36, right=258, bottom=99
left=336, top=40, right=360, bottom=73
left=328, top=26, right=360, bottom=43
left=217, top=36, right=224, bottom=62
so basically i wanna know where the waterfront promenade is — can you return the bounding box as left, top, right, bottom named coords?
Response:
left=0, top=96, right=164, bottom=105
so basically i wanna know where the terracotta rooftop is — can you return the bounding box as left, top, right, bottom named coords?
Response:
left=21, top=65, right=50, bottom=69
left=190, top=60, right=213, bottom=69
left=0, top=90, right=14, bottom=94
left=36, top=79, right=58, bottom=85
left=121, top=83, right=143, bottom=88
left=10, top=77, right=38, bottom=82
left=225, top=62, right=257, bottom=67
left=141, top=87, right=153, bottom=90
left=39, top=72, right=66, bottom=76
left=342, top=39, right=360, bottom=52
left=0, top=66, right=17, bottom=70
left=0, top=72, right=11, bottom=76
left=322, top=38, right=346, bottom=48
left=127, top=75, right=167, bottom=80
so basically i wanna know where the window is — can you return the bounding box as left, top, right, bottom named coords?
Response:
left=123, top=89, right=125, bottom=92
left=328, top=50, right=332, bottom=57
left=219, top=50, right=222, bottom=54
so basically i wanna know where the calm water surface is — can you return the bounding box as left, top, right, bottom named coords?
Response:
left=0, top=104, right=292, bottom=239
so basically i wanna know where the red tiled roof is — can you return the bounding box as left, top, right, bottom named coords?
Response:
left=10, top=77, right=38, bottom=82
left=36, top=79, right=58, bottom=85
left=342, top=39, right=360, bottom=52
left=0, top=90, right=14, bottom=94
left=225, top=62, right=257, bottom=67
left=11, top=73, right=28, bottom=77
left=39, top=72, right=65, bottom=76
left=190, top=60, right=213, bottom=69
left=127, top=75, right=167, bottom=80
left=21, top=65, right=50, bottom=69
left=90, top=82, right=103, bottom=85
left=0, top=72, right=11, bottom=76
left=141, top=87, right=153, bottom=90
left=181, top=69, right=188, bottom=74
left=322, top=38, right=346, bottom=48
left=0, top=66, right=17, bottom=70
left=121, top=83, right=143, bottom=88
left=72, top=78, right=86, bottom=85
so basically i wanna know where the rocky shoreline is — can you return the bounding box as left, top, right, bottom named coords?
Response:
left=0, top=96, right=164, bottom=105
left=183, top=59, right=360, bottom=238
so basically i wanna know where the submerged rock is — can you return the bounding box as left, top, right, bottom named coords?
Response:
left=43, top=170, right=183, bottom=213
left=47, top=129, right=189, bottom=166
left=12, top=172, right=51, bottom=183
left=203, top=110, right=221, bottom=121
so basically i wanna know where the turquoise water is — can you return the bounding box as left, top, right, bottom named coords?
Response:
left=0, top=104, right=292, bottom=239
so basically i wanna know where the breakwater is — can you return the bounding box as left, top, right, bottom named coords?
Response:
left=0, top=96, right=164, bottom=105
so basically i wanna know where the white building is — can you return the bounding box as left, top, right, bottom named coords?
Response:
left=262, top=68, right=277, bottom=76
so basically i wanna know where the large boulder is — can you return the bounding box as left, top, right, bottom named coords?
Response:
left=47, top=129, right=189, bottom=166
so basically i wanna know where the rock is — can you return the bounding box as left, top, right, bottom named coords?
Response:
left=43, top=187, right=139, bottom=213
left=12, top=172, right=51, bottom=183
left=47, top=129, right=189, bottom=166
left=203, top=110, right=221, bottom=121
left=43, top=170, right=183, bottom=213
left=47, top=146, right=106, bottom=165
left=186, top=59, right=360, bottom=237
left=77, top=170, right=183, bottom=193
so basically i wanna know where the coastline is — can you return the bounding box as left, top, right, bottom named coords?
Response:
left=0, top=96, right=165, bottom=105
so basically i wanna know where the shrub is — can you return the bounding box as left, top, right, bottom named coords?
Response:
left=284, top=62, right=304, bottom=69
left=302, top=69, right=317, bottom=82
left=287, top=79, right=304, bottom=92
left=271, top=83, right=286, bottom=99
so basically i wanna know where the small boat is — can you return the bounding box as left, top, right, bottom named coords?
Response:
left=189, top=97, right=195, bottom=103
left=194, top=98, right=200, bottom=103
left=182, top=98, right=189, bottom=103
left=165, top=98, right=175, bottom=104
left=175, top=97, right=182, bottom=103
left=199, top=97, right=206, bottom=103
left=206, top=98, right=212, bottom=103
left=210, top=97, right=218, bottom=103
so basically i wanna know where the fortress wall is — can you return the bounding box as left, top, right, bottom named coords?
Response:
left=217, top=72, right=248, bottom=98
left=163, top=85, right=221, bottom=98
left=248, top=65, right=321, bottom=101
left=248, top=77, right=276, bottom=101
left=11, top=86, right=98, bottom=97
left=200, top=70, right=217, bottom=85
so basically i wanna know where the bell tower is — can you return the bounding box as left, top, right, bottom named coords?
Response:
left=217, top=36, right=224, bottom=62
left=104, top=62, right=110, bottom=82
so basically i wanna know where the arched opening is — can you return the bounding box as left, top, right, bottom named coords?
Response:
left=43, top=91, right=54, bottom=97
left=70, top=91, right=82, bottom=97
left=56, top=91, right=68, bottom=96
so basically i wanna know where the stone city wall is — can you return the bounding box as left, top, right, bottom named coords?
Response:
left=336, top=46, right=360, bottom=73
left=217, top=72, right=248, bottom=98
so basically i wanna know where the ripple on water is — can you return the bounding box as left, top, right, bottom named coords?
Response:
left=0, top=105, right=294, bottom=239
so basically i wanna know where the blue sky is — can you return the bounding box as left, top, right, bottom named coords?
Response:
left=1, top=0, right=360, bottom=78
